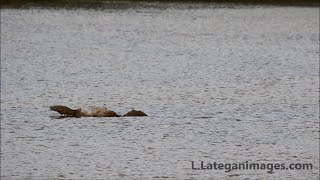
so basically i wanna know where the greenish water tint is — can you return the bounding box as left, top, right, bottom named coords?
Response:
left=1, top=0, right=319, bottom=9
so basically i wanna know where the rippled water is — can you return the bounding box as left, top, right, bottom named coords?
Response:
left=1, top=5, right=319, bottom=179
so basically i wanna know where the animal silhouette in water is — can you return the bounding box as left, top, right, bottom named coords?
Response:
left=123, top=109, right=148, bottom=116
left=50, top=105, right=147, bottom=118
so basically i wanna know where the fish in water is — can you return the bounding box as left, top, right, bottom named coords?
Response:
left=50, top=105, right=147, bottom=118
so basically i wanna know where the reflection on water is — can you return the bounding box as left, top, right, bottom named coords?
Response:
left=1, top=4, right=319, bottom=179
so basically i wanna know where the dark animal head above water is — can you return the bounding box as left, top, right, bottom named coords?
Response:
left=123, top=109, right=148, bottom=117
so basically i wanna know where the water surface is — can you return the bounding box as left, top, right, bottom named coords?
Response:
left=1, top=5, right=319, bottom=179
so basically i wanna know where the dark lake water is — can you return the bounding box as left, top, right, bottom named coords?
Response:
left=1, top=4, right=319, bottom=179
